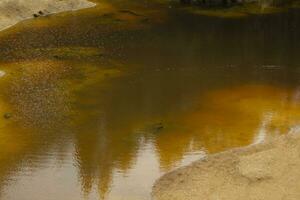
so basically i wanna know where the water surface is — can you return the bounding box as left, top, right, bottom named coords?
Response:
left=0, top=1, right=300, bottom=200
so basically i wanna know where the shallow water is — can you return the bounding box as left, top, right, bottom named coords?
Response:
left=0, top=1, right=300, bottom=200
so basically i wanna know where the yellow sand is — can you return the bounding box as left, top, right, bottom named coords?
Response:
left=0, top=0, right=95, bottom=31
left=152, top=128, right=300, bottom=200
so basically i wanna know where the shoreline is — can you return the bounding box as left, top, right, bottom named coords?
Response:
left=152, top=129, right=300, bottom=200
left=0, top=0, right=96, bottom=32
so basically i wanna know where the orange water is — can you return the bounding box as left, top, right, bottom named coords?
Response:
left=0, top=1, right=300, bottom=199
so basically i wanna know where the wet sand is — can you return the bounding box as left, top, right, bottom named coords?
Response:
left=0, top=0, right=95, bottom=31
left=152, top=129, right=300, bottom=200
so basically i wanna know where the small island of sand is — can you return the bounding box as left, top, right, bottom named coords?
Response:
left=152, top=130, right=300, bottom=200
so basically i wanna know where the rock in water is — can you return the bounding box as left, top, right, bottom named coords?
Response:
left=3, top=113, right=12, bottom=119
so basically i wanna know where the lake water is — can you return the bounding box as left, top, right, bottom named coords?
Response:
left=0, top=1, right=300, bottom=200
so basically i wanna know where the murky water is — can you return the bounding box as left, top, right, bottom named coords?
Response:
left=0, top=1, right=300, bottom=200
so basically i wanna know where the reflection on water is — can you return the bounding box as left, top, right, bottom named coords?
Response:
left=0, top=1, right=300, bottom=200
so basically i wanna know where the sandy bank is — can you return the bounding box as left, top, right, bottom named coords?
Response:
left=152, top=128, right=300, bottom=200
left=0, top=0, right=96, bottom=31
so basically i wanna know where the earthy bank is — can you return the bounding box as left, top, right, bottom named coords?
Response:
left=0, top=0, right=95, bottom=31
left=152, top=128, right=300, bottom=200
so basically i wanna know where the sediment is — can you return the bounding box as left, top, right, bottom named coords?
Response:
left=152, top=129, right=300, bottom=200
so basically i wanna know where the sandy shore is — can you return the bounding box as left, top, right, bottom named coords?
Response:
left=0, top=0, right=96, bottom=32
left=152, top=128, right=300, bottom=200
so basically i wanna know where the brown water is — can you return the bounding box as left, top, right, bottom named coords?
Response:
left=0, top=1, right=300, bottom=200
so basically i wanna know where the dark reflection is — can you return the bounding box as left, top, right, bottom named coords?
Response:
left=0, top=2, right=300, bottom=200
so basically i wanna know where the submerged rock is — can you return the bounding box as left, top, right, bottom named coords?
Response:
left=3, top=113, right=12, bottom=119
left=118, top=9, right=146, bottom=17
left=152, top=123, right=164, bottom=133
left=146, top=122, right=164, bottom=134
